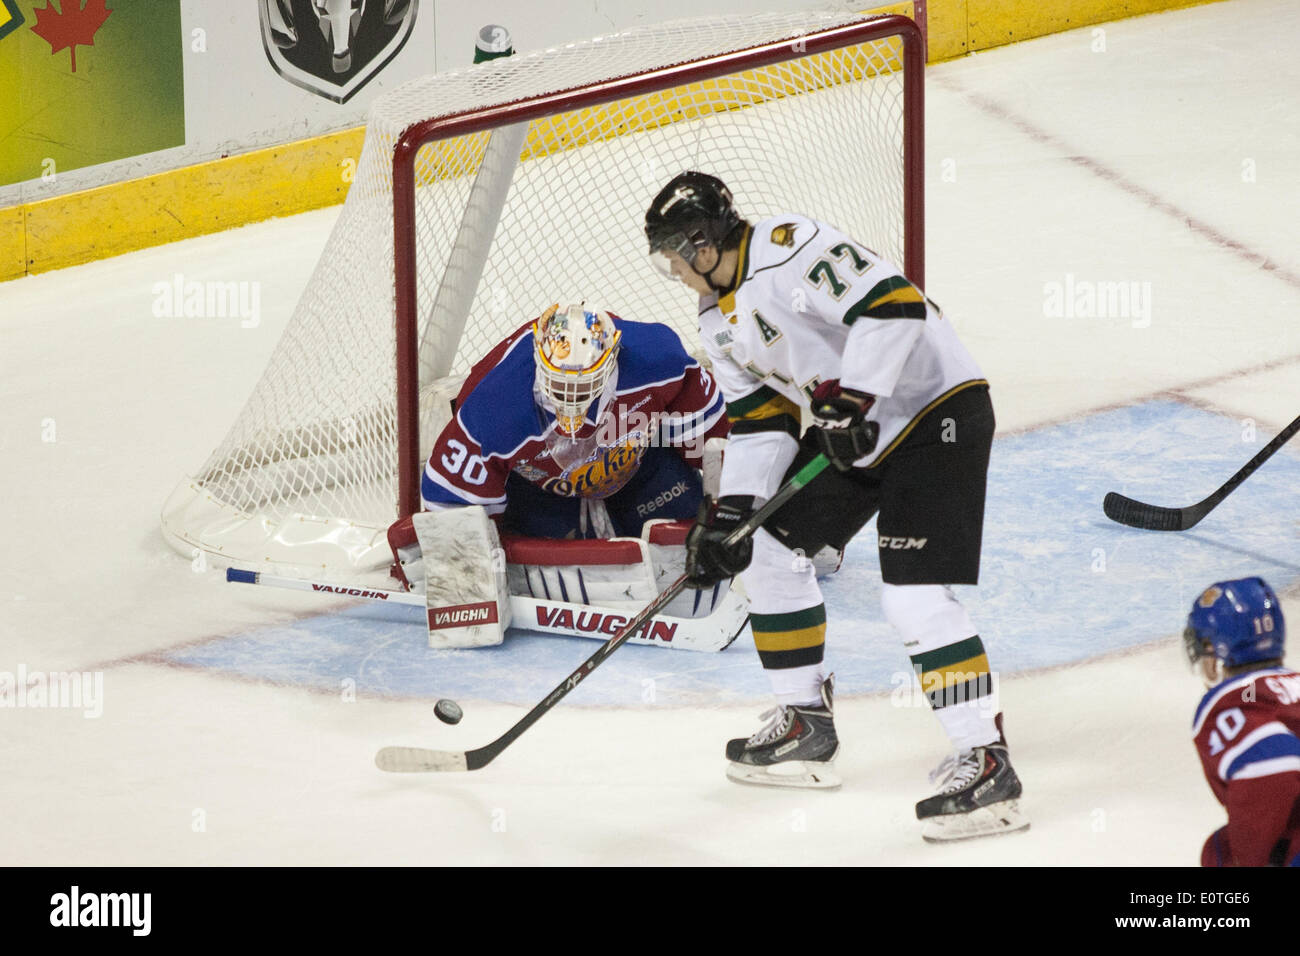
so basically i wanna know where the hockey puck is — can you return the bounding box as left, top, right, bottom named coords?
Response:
left=434, top=699, right=463, bottom=725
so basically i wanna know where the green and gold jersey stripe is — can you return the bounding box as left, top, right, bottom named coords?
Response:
left=843, top=275, right=928, bottom=325
left=725, top=385, right=801, bottom=423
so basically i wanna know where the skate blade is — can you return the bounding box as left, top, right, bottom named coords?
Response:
left=920, top=799, right=1029, bottom=843
left=726, top=760, right=842, bottom=790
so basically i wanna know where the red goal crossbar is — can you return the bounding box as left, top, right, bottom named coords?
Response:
left=391, top=15, right=925, bottom=520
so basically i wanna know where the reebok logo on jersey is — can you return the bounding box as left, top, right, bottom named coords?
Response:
left=636, top=479, right=690, bottom=517
left=427, top=602, right=498, bottom=629
left=879, top=536, right=928, bottom=550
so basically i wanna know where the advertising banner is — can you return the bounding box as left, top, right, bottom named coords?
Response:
left=0, top=0, right=185, bottom=188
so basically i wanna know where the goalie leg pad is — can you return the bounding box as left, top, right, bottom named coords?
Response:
left=415, top=508, right=512, bottom=648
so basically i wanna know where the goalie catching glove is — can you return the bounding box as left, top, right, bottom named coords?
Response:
left=810, top=379, right=879, bottom=472
left=685, top=495, right=754, bottom=588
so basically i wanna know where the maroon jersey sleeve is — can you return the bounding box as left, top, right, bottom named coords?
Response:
left=1222, top=775, right=1300, bottom=866
left=1193, top=670, right=1300, bottom=866
left=658, top=361, right=729, bottom=467
left=421, top=415, right=510, bottom=514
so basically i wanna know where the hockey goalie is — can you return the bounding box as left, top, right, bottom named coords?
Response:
left=388, top=302, right=743, bottom=650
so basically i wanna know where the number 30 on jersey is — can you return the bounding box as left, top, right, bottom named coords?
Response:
left=440, top=439, right=488, bottom=485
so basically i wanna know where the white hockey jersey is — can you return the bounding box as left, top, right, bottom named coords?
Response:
left=698, top=215, right=986, bottom=499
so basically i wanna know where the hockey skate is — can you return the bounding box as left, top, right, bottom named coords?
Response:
left=725, top=675, right=841, bottom=789
left=915, top=723, right=1028, bottom=842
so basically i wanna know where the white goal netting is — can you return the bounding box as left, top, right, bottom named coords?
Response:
left=162, top=11, right=919, bottom=576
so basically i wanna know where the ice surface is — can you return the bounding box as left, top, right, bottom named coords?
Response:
left=1, top=0, right=1297, bottom=865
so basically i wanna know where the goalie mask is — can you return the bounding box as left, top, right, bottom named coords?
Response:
left=534, top=303, right=621, bottom=436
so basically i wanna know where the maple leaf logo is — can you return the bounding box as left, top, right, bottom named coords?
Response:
left=31, top=0, right=112, bottom=73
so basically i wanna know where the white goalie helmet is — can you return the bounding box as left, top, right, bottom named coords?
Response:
left=533, top=303, right=621, bottom=435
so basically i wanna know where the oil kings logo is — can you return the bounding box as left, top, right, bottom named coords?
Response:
left=50, top=886, right=151, bottom=936
left=544, top=442, right=644, bottom=498
left=259, top=0, right=419, bottom=103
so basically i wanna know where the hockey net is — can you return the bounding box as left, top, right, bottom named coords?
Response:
left=161, top=11, right=923, bottom=578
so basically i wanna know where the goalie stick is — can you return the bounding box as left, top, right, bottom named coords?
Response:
left=224, top=568, right=746, bottom=653
left=1103, top=412, right=1300, bottom=531
left=374, top=452, right=833, bottom=774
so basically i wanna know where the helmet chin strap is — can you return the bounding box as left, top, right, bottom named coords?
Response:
left=691, top=243, right=733, bottom=294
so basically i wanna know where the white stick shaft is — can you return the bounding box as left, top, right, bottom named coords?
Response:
left=226, top=568, right=425, bottom=605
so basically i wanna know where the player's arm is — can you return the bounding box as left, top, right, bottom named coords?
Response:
left=1220, top=775, right=1300, bottom=866
left=682, top=337, right=800, bottom=588
left=1214, top=722, right=1300, bottom=866
left=1196, top=712, right=1300, bottom=868
left=799, top=227, right=928, bottom=399
left=690, top=308, right=800, bottom=501
left=717, top=381, right=801, bottom=503
left=657, top=356, right=729, bottom=466
left=420, top=415, right=509, bottom=514
left=389, top=416, right=509, bottom=589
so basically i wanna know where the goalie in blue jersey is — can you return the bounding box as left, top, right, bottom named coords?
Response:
left=385, top=305, right=735, bottom=649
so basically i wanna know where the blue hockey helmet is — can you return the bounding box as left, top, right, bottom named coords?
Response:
left=1183, top=577, right=1286, bottom=670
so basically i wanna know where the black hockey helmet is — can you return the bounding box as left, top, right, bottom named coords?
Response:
left=644, top=171, right=742, bottom=276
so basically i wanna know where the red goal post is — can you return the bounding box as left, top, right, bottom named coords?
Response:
left=162, top=12, right=924, bottom=579
left=392, top=14, right=924, bottom=520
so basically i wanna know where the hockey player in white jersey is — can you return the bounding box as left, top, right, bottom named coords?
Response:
left=645, top=171, right=1026, bottom=841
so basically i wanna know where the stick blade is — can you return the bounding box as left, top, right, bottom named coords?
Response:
left=375, top=746, right=469, bottom=773
left=1102, top=492, right=1189, bottom=531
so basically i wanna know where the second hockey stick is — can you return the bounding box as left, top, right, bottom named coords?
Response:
left=375, top=452, right=832, bottom=774
left=1103, top=412, right=1300, bottom=531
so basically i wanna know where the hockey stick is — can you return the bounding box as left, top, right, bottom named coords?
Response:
left=224, top=567, right=745, bottom=652
left=1103, top=412, right=1300, bottom=531
left=375, top=452, right=832, bottom=773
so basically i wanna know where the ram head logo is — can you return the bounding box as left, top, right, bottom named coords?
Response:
left=260, top=0, right=418, bottom=103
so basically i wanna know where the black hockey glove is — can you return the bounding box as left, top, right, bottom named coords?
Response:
left=810, top=379, right=879, bottom=472
left=685, top=495, right=755, bottom=589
